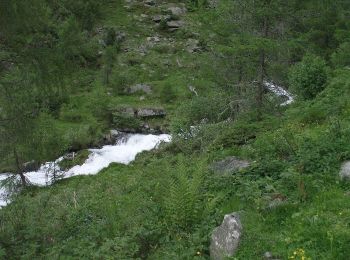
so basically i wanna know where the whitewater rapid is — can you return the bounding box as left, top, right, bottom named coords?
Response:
left=0, top=133, right=171, bottom=207
left=264, top=81, right=294, bottom=106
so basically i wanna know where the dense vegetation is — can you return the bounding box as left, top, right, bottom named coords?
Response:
left=1, top=0, right=350, bottom=259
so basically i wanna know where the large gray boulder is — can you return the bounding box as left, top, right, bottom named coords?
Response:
left=210, top=213, right=242, bottom=260
left=340, top=161, right=350, bottom=180
left=211, top=156, right=250, bottom=174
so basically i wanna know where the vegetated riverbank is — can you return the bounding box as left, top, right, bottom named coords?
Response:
left=0, top=132, right=170, bottom=207
left=1, top=0, right=350, bottom=259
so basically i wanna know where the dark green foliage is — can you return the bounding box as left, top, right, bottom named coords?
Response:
left=331, top=42, right=350, bottom=68
left=288, top=54, right=328, bottom=100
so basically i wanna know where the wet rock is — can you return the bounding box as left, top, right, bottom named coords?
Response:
left=211, top=156, right=250, bottom=174
left=340, top=161, right=350, bottom=180
left=23, top=160, right=40, bottom=173
left=63, top=152, right=76, bottom=161
left=210, top=213, right=242, bottom=260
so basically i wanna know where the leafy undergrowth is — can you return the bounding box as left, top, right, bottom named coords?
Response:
left=1, top=71, right=350, bottom=258
left=2, top=0, right=350, bottom=258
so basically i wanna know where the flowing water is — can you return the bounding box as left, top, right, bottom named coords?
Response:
left=0, top=133, right=171, bottom=207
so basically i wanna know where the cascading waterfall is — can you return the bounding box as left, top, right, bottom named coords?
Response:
left=0, top=133, right=171, bottom=207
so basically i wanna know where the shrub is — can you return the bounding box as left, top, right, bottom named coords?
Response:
left=288, top=54, right=328, bottom=100
left=331, top=42, right=350, bottom=68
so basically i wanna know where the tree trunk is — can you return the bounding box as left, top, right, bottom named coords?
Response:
left=257, top=15, right=269, bottom=121
left=13, top=148, right=26, bottom=186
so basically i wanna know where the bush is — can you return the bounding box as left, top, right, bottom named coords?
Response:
left=288, top=54, right=328, bottom=100
left=331, top=42, right=350, bottom=68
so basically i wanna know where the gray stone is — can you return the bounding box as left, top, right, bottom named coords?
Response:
left=211, top=156, right=250, bottom=174
left=126, top=84, right=152, bottom=94
left=166, top=20, right=185, bottom=30
left=119, top=107, right=136, bottom=117
left=210, top=213, right=242, bottom=260
left=263, top=251, right=282, bottom=260
left=152, top=15, right=163, bottom=23
left=340, top=161, right=350, bottom=180
left=63, top=152, right=76, bottom=161
left=186, top=38, right=201, bottom=53
left=167, top=6, right=187, bottom=16
left=147, top=36, right=161, bottom=43
left=137, top=108, right=166, bottom=118
left=209, top=0, right=220, bottom=8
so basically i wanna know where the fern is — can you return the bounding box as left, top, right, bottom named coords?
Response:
left=163, top=159, right=206, bottom=232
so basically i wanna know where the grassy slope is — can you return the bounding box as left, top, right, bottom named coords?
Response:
left=1, top=1, right=350, bottom=259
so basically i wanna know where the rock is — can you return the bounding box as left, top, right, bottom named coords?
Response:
left=118, top=107, right=136, bottom=117
left=115, top=31, right=126, bottom=43
left=147, top=36, right=161, bottom=43
left=152, top=15, right=163, bottom=23
left=126, top=84, right=152, bottom=94
left=210, top=213, right=242, bottom=260
left=211, top=156, right=250, bottom=174
left=23, top=160, right=39, bottom=173
left=137, top=108, right=166, bottom=118
left=186, top=38, right=201, bottom=53
left=264, top=252, right=274, bottom=259
left=263, top=251, right=282, bottom=260
left=340, top=161, right=350, bottom=180
left=63, top=152, right=76, bottom=161
left=166, top=20, right=185, bottom=30
left=209, top=0, right=220, bottom=8
left=144, top=0, right=155, bottom=6
left=188, top=85, right=198, bottom=96
left=167, top=6, right=187, bottom=17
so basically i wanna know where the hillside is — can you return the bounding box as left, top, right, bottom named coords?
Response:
left=1, top=0, right=350, bottom=259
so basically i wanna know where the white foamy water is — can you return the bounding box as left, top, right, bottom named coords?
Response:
left=264, top=81, right=294, bottom=106
left=0, top=133, right=171, bottom=207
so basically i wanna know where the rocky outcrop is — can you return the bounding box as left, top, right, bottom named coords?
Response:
left=211, top=156, right=250, bottom=174
left=339, top=161, right=350, bottom=180
left=137, top=108, right=166, bottom=118
left=111, top=107, right=167, bottom=134
left=210, top=213, right=242, bottom=260
left=117, top=107, right=166, bottom=118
